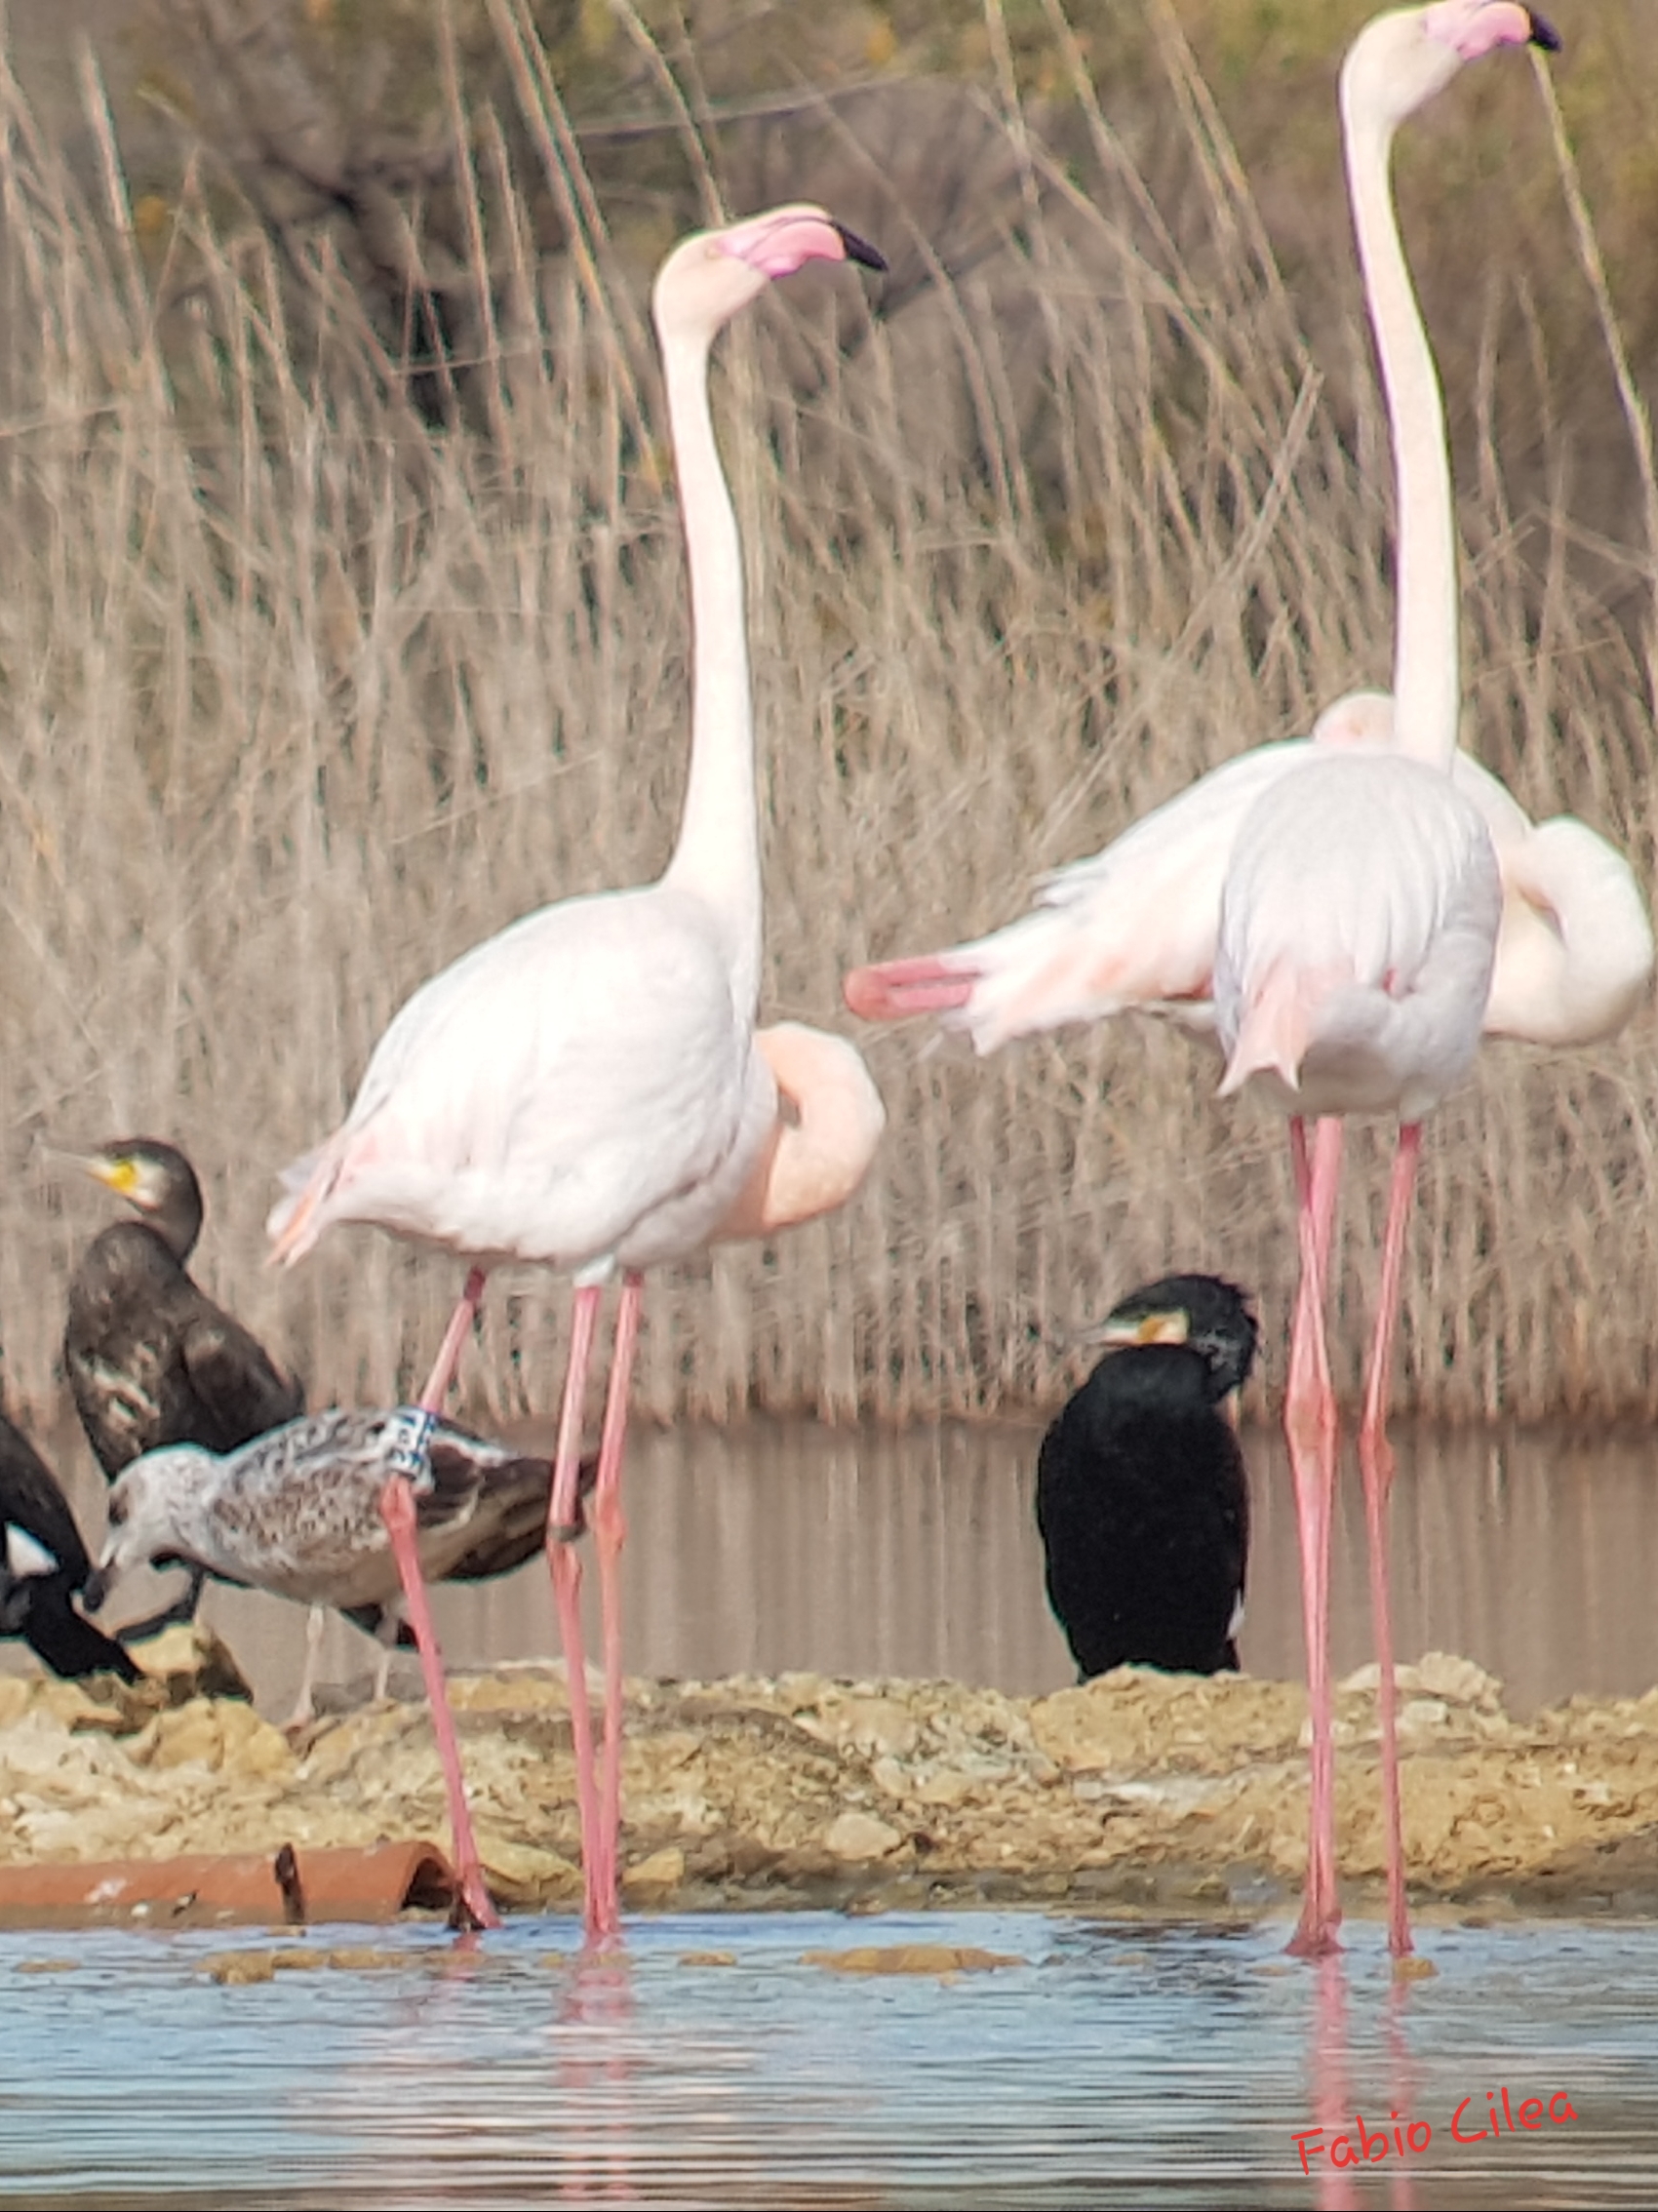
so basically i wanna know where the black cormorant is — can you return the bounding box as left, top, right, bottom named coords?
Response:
left=1036, top=1273, right=1257, bottom=1680
left=0, top=1412, right=139, bottom=1681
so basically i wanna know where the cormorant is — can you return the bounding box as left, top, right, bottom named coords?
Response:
left=1036, top=1273, right=1256, bottom=1679
left=61, top=1138, right=304, bottom=1629
left=0, top=1411, right=139, bottom=1681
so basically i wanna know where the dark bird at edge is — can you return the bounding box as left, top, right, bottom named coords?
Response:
left=0, top=1411, right=139, bottom=1682
left=60, top=1137, right=305, bottom=1633
left=1036, top=1273, right=1257, bottom=1681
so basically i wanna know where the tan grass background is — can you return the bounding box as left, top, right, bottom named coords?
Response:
left=0, top=8, right=1651, bottom=1435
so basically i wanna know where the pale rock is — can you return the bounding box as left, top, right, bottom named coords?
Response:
left=822, top=1809, right=904, bottom=1861
left=449, top=1672, right=572, bottom=1716
left=1413, top=1653, right=1504, bottom=1709
left=477, top=1834, right=583, bottom=1902
left=819, top=1697, right=920, bottom=1761
left=1028, top=1685, right=1125, bottom=1774
left=129, top=1699, right=230, bottom=1771
left=622, top=1845, right=687, bottom=1896
left=908, top=1766, right=973, bottom=1808
left=31, top=1682, right=102, bottom=1730
left=130, top=1624, right=255, bottom=1705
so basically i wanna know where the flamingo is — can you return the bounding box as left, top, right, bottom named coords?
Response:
left=712, top=1022, right=887, bottom=1243
left=850, top=2, right=1591, bottom=1957
left=1215, top=0, right=1560, bottom=1964
left=269, top=204, right=886, bottom=1936
left=846, top=685, right=1650, bottom=1054
left=842, top=55, right=1649, bottom=1054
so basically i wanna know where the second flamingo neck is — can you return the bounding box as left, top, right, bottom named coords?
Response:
left=1345, top=107, right=1460, bottom=770
left=658, top=328, right=763, bottom=1013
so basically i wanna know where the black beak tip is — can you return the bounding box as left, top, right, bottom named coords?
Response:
left=833, top=222, right=888, bottom=275
left=82, top=1569, right=109, bottom=1614
left=1527, top=11, right=1561, bottom=53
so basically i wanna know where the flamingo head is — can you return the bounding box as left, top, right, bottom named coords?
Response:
left=1343, top=3, right=1559, bottom=134
left=652, top=203, right=885, bottom=340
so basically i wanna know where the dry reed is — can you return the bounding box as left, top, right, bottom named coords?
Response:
left=0, top=11, right=1650, bottom=1438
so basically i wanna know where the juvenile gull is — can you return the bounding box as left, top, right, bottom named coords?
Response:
left=87, top=1407, right=571, bottom=1723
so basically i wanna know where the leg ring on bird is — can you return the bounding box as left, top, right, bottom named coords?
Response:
left=383, top=1405, right=437, bottom=1483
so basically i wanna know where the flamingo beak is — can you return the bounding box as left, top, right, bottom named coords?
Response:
left=832, top=223, right=888, bottom=273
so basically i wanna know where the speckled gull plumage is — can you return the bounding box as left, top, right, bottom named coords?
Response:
left=94, top=1408, right=562, bottom=1620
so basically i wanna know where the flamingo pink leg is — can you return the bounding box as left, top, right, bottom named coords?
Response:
left=377, top=1474, right=501, bottom=1930
left=588, top=1270, right=643, bottom=1942
left=419, top=1266, right=490, bottom=1409
left=374, top=1262, right=499, bottom=1930
left=1359, top=1122, right=1423, bottom=1959
left=1286, top=1114, right=1344, bottom=1958
left=545, top=1284, right=608, bottom=1939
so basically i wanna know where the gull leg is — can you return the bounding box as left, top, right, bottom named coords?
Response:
left=286, top=1603, right=328, bottom=1730
left=373, top=1606, right=404, bottom=1704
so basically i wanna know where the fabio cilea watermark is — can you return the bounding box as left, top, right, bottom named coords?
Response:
left=1293, top=2089, right=1580, bottom=2174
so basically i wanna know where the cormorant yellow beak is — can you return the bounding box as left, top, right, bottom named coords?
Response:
left=1094, top=1307, right=1191, bottom=1350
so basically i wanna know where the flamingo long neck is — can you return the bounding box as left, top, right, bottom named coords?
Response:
left=1344, top=95, right=1459, bottom=770
left=658, top=321, right=762, bottom=1015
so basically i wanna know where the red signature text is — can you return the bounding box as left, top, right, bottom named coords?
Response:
left=1292, top=2088, right=1579, bottom=2173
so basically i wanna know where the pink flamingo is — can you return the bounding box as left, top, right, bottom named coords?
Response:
left=713, top=1022, right=886, bottom=1243
left=270, top=205, right=886, bottom=1936
left=849, top=2, right=1593, bottom=1959
left=1217, top=0, right=1561, bottom=1965
left=843, top=27, right=1647, bottom=1057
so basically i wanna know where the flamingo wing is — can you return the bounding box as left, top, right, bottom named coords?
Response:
left=271, top=885, right=758, bottom=1270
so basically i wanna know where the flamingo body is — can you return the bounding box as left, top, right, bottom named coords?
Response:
left=1216, top=750, right=1501, bottom=1120
left=844, top=717, right=1650, bottom=1055
left=271, top=886, right=776, bottom=1275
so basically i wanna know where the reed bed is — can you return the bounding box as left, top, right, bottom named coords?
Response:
left=0, top=10, right=1649, bottom=1435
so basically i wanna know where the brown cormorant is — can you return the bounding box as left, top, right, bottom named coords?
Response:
left=1036, top=1274, right=1256, bottom=1680
left=62, top=1138, right=304, bottom=1630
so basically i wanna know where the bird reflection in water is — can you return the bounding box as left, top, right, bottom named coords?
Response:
left=1302, top=1955, right=1424, bottom=2212
left=549, top=1945, right=637, bottom=2207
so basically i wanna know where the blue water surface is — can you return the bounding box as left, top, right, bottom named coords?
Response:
left=0, top=1912, right=1649, bottom=2208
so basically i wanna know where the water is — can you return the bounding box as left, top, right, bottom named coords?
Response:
left=0, top=1913, right=1653, bottom=2207
left=58, top=1417, right=1658, bottom=1721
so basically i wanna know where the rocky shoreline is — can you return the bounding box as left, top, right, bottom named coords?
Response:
left=3, top=1634, right=1657, bottom=1922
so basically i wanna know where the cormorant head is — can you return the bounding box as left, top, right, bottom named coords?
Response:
left=84, top=1444, right=210, bottom=1610
left=64, top=1138, right=206, bottom=1264
left=1083, top=1275, right=1260, bottom=1406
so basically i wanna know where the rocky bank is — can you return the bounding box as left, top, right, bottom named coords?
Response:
left=3, top=1634, right=1657, bottom=1921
